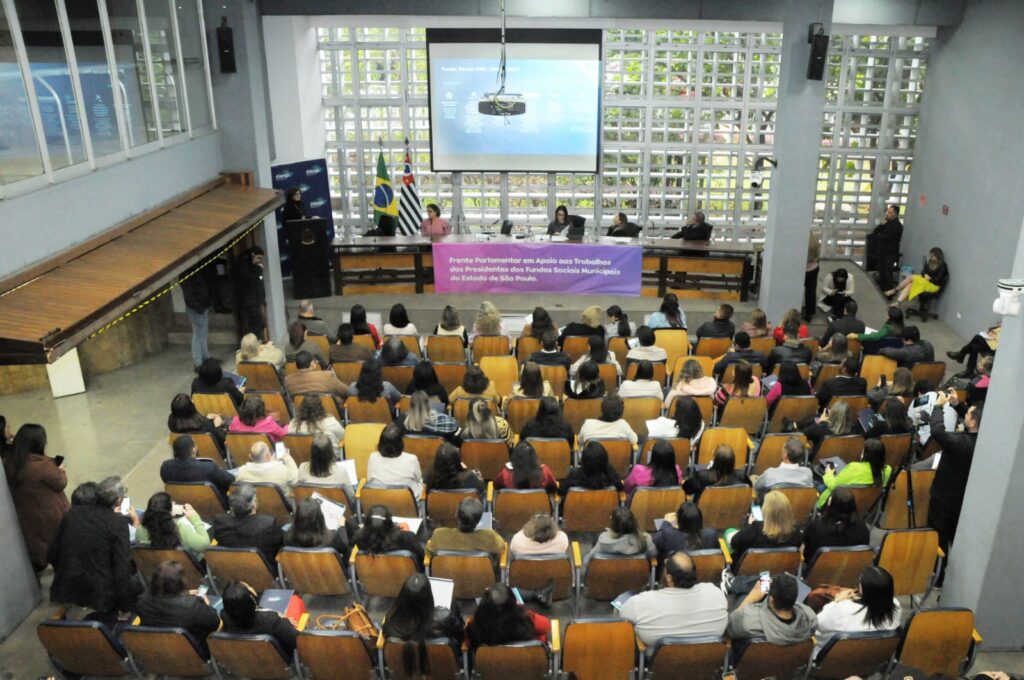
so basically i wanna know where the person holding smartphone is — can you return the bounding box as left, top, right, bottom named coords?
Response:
left=727, top=572, right=817, bottom=662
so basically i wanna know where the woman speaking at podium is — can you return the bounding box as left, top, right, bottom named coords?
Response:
left=420, top=203, right=451, bottom=236
left=282, top=187, right=307, bottom=222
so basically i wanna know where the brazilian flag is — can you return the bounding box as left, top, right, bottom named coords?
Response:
left=372, top=151, right=399, bottom=225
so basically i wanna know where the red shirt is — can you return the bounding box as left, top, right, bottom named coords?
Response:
left=772, top=323, right=808, bottom=344
left=493, top=465, right=558, bottom=493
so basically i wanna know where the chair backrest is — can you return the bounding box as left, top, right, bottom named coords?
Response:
left=648, top=636, right=728, bottom=680
left=37, top=620, right=129, bottom=677
left=353, top=549, right=419, bottom=598
left=561, top=619, right=636, bottom=680
left=278, top=547, right=350, bottom=596
left=208, top=632, right=293, bottom=679
left=584, top=554, right=652, bottom=600
left=640, top=437, right=691, bottom=467
left=843, top=484, right=885, bottom=519
left=426, top=335, right=467, bottom=363
left=164, top=481, right=227, bottom=519
left=292, top=392, right=342, bottom=421
left=879, top=469, right=936, bottom=530
left=382, top=637, right=463, bottom=680
left=192, top=392, right=239, bottom=419
left=538, top=364, right=568, bottom=398
left=427, top=488, right=482, bottom=529
left=472, top=335, right=512, bottom=362
left=860, top=355, right=898, bottom=390
left=697, top=484, right=752, bottom=531
left=896, top=607, right=976, bottom=677
left=880, top=433, right=913, bottom=470
left=381, top=365, right=415, bottom=392
left=352, top=334, right=377, bottom=352
left=770, top=362, right=810, bottom=380
left=597, top=362, right=619, bottom=394
left=696, top=427, right=749, bottom=468
left=563, top=398, right=602, bottom=434
left=384, top=334, right=421, bottom=358
left=876, top=528, right=940, bottom=597
left=804, top=545, right=876, bottom=588
left=593, top=437, right=634, bottom=479
left=562, top=487, right=620, bottom=534
left=297, top=630, right=376, bottom=680
left=749, top=336, right=776, bottom=354
left=493, top=489, right=553, bottom=535
left=131, top=546, right=205, bottom=590
left=688, top=549, right=727, bottom=585
left=343, top=395, right=393, bottom=424
left=506, top=398, right=542, bottom=434
left=672, top=355, right=714, bottom=384
left=342, top=422, right=386, bottom=479
left=508, top=553, right=574, bottom=601
left=654, top=329, right=690, bottom=368
left=846, top=337, right=863, bottom=359
left=910, top=361, right=947, bottom=387
left=460, top=439, right=510, bottom=481
left=395, top=394, right=412, bottom=414
left=284, top=361, right=299, bottom=376
left=732, top=546, right=801, bottom=577
left=812, top=631, right=900, bottom=679
left=734, top=638, right=815, bottom=680
left=403, top=433, right=446, bottom=472
left=121, top=625, right=211, bottom=677
left=238, top=361, right=284, bottom=392
left=562, top=335, right=592, bottom=363
left=293, top=483, right=349, bottom=507
left=721, top=362, right=765, bottom=384
left=251, top=390, right=293, bottom=422
left=801, top=338, right=821, bottom=355
left=621, top=396, right=663, bottom=438
left=480, top=355, right=519, bottom=397
left=515, top=335, right=542, bottom=365
left=608, top=336, right=631, bottom=368
left=767, top=395, right=819, bottom=433
left=526, top=437, right=572, bottom=479
left=205, top=546, right=279, bottom=592
left=433, top=362, right=468, bottom=395
left=429, top=550, right=497, bottom=599
left=827, top=394, right=870, bottom=415
left=332, top=361, right=364, bottom=385
left=474, top=641, right=550, bottom=680
left=308, top=334, right=331, bottom=358
left=230, top=482, right=292, bottom=523
left=625, top=361, right=667, bottom=386
left=816, top=434, right=866, bottom=464
left=694, top=337, right=732, bottom=358
left=359, top=484, right=418, bottom=519
left=225, top=432, right=275, bottom=467
left=668, top=393, right=715, bottom=425
left=629, top=486, right=686, bottom=531
left=751, top=433, right=809, bottom=476
left=282, top=433, right=315, bottom=466
left=813, top=363, right=843, bottom=392
left=773, top=486, right=819, bottom=523
left=718, top=396, right=767, bottom=436
left=169, top=431, right=228, bottom=468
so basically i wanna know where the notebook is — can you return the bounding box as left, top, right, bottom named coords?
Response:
left=611, top=591, right=638, bottom=611
left=476, top=511, right=493, bottom=531
left=311, top=492, right=347, bottom=531
left=429, top=577, right=455, bottom=609
left=394, top=516, right=423, bottom=534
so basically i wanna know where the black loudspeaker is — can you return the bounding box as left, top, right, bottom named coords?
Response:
left=807, top=33, right=829, bottom=80
left=286, top=218, right=332, bottom=298
left=216, top=25, right=236, bottom=73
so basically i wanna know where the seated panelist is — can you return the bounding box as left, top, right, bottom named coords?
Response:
left=547, top=204, right=572, bottom=235
left=420, top=203, right=451, bottom=236
left=671, top=211, right=713, bottom=241
left=607, top=212, right=641, bottom=237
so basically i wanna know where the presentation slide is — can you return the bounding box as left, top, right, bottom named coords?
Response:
left=428, top=40, right=601, bottom=172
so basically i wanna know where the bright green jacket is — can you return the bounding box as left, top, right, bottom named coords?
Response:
left=136, top=514, right=211, bottom=554
left=817, top=462, right=892, bottom=508
left=856, top=323, right=896, bottom=343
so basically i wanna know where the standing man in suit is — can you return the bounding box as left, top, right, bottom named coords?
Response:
left=871, top=204, right=903, bottom=292
left=235, top=246, right=266, bottom=339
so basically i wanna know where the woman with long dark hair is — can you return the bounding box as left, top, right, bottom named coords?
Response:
left=137, top=491, right=210, bottom=554
left=424, top=442, right=485, bottom=493
left=405, top=361, right=450, bottom=405
left=494, top=441, right=557, bottom=492
left=565, top=359, right=606, bottom=400
left=605, top=305, right=634, bottom=337
left=284, top=498, right=352, bottom=568
left=559, top=441, right=623, bottom=498
left=648, top=293, right=686, bottom=329
left=353, top=504, right=425, bottom=569
left=4, top=424, right=69, bottom=571
left=814, top=566, right=901, bottom=654
left=854, top=306, right=904, bottom=347
left=168, top=393, right=227, bottom=447
left=713, top=361, right=761, bottom=411
left=802, top=487, right=870, bottom=562
left=447, top=365, right=501, bottom=408
left=683, top=443, right=749, bottom=498
left=766, top=360, right=813, bottom=408
left=623, top=439, right=684, bottom=495
left=349, top=357, right=402, bottom=404
left=384, top=303, right=419, bottom=337
left=505, top=361, right=554, bottom=407
left=820, top=267, right=855, bottom=318
left=221, top=581, right=298, bottom=654
left=519, top=397, right=575, bottom=449
left=467, top=583, right=550, bottom=647
left=191, top=357, right=243, bottom=407
left=296, top=433, right=356, bottom=506
left=528, top=306, right=556, bottom=339
left=585, top=506, right=655, bottom=572
left=382, top=573, right=465, bottom=676
left=569, top=335, right=622, bottom=379
left=349, top=303, right=381, bottom=348
left=818, top=437, right=891, bottom=508
left=652, top=501, right=717, bottom=567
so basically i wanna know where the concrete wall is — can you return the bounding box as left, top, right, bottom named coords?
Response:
left=902, top=0, right=1024, bottom=338
left=263, top=17, right=326, bottom=166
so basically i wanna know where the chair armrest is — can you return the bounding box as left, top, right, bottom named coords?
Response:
left=972, top=629, right=983, bottom=644
left=747, top=437, right=756, bottom=451
left=297, top=612, right=309, bottom=631
left=550, top=619, right=561, bottom=653
left=938, top=546, right=946, bottom=559
left=487, top=481, right=494, bottom=505
left=635, top=635, right=647, bottom=652
left=131, top=616, right=141, bottom=626
left=50, top=607, right=70, bottom=620
left=376, top=630, right=386, bottom=649
left=210, top=539, right=218, bottom=546
left=619, top=491, right=627, bottom=504
left=424, top=552, right=432, bottom=569
left=499, top=543, right=508, bottom=570
left=572, top=541, right=583, bottom=569
left=350, top=545, right=359, bottom=559
left=355, top=479, right=366, bottom=499
left=719, top=537, right=733, bottom=565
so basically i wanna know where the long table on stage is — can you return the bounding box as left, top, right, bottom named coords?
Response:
left=330, top=234, right=760, bottom=300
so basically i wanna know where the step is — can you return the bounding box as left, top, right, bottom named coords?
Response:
left=167, top=330, right=239, bottom=346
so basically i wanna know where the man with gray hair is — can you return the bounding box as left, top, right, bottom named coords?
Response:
left=753, top=437, right=814, bottom=503
left=425, top=497, right=505, bottom=564
left=233, top=440, right=298, bottom=490
left=211, top=483, right=283, bottom=563
left=297, top=299, right=335, bottom=342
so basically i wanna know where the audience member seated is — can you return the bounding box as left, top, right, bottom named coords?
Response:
left=49, top=476, right=143, bottom=622
left=867, top=366, right=914, bottom=409
left=519, top=397, right=575, bottom=449
left=618, top=360, right=664, bottom=399
left=947, top=322, right=999, bottom=379
left=191, top=358, right=243, bottom=407
left=169, top=393, right=228, bottom=449
left=296, top=299, right=335, bottom=341
left=212, top=484, right=284, bottom=564
left=221, top=581, right=298, bottom=656
left=728, top=573, right=817, bottom=660
left=713, top=361, right=762, bottom=412
left=469, top=300, right=508, bottom=347
left=448, top=364, right=501, bottom=408
left=395, top=390, right=461, bottom=443
left=802, top=487, right=870, bottom=563
left=694, top=304, right=736, bottom=340
left=296, top=434, right=356, bottom=507
left=283, top=321, right=327, bottom=367
left=851, top=307, right=904, bottom=353
left=4, top=423, right=68, bottom=572
left=384, top=303, right=419, bottom=337
left=284, top=498, right=352, bottom=570
left=579, top=394, right=639, bottom=448
left=467, top=583, right=551, bottom=647
left=229, top=395, right=290, bottom=444
left=510, top=513, right=569, bottom=555
left=405, top=361, right=450, bottom=406
left=647, top=293, right=687, bottom=330
left=355, top=505, right=425, bottom=569
left=607, top=211, right=642, bottom=237
left=738, top=308, right=771, bottom=338
left=426, top=497, right=505, bottom=561
left=653, top=501, right=718, bottom=568
left=585, top=506, right=655, bottom=572
left=137, top=492, right=210, bottom=555
left=728, top=490, right=802, bottom=564
left=813, top=566, right=901, bottom=654
left=766, top=360, right=814, bottom=409
left=799, top=400, right=859, bottom=456
left=381, top=336, right=420, bottom=368
left=235, top=332, right=285, bottom=369
left=818, top=268, right=855, bottom=319
left=367, top=424, right=424, bottom=499
left=766, top=323, right=812, bottom=374
left=234, top=440, right=298, bottom=494
left=494, top=441, right=558, bottom=492
left=817, top=438, right=891, bottom=508
left=288, top=396, right=344, bottom=452
left=558, top=441, right=623, bottom=507
left=814, top=332, right=850, bottom=368
left=504, top=361, right=554, bottom=408
left=349, top=304, right=381, bottom=349
left=907, top=381, right=956, bottom=445
left=330, top=322, right=375, bottom=363
left=665, top=359, right=717, bottom=406
left=819, top=300, right=865, bottom=345
left=965, top=356, right=992, bottom=405
left=713, top=332, right=766, bottom=379
left=424, top=442, right=485, bottom=493
left=161, top=434, right=235, bottom=498
left=565, top=359, right=607, bottom=400
left=605, top=305, right=635, bottom=338
left=886, top=246, right=949, bottom=306
left=815, top=357, right=867, bottom=410
left=135, top=560, right=220, bottom=654
left=433, top=304, right=469, bottom=345
left=863, top=397, right=914, bottom=440
left=647, top=395, right=706, bottom=448
left=878, top=325, right=934, bottom=368
left=462, top=398, right=512, bottom=448
left=753, top=437, right=813, bottom=502
left=283, top=351, right=349, bottom=412
left=624, top=439, right=684, bottom=496
left=570, top=335, right=622, bottom=378
left=619, top=551, right=728, bottom=647
left=684, top=444, right=749, bottom=498
left=559, top=305, right=606, bottom=348
left=525, top=306, right=557, bottom=339
left=349, top=357, right=402, bottom=406
left=382, top=573, right=465, bottom=677
left=626, top=325, right=669, bottom=364
left=529, top=330, right=573, bottom=372
left=771, top=309, right=808, bottom=344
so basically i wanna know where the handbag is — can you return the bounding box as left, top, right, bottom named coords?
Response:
left=804, top=584, right=845, bottom=612
left=314, top=602, right=380, bottom=642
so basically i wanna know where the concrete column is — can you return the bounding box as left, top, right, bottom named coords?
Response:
left=943, top=217, right=1024, bottom=649
left=0, top=474, right=41, bottom=639
left=758, top=0, right=832, bottom=324
left=263, top=16, right=326, bottom=165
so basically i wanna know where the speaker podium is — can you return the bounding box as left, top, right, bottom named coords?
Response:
left=286, top=218, right=332, bottom=298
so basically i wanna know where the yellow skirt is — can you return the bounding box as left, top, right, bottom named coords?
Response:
left=907, top=274, right=941, bottom=300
